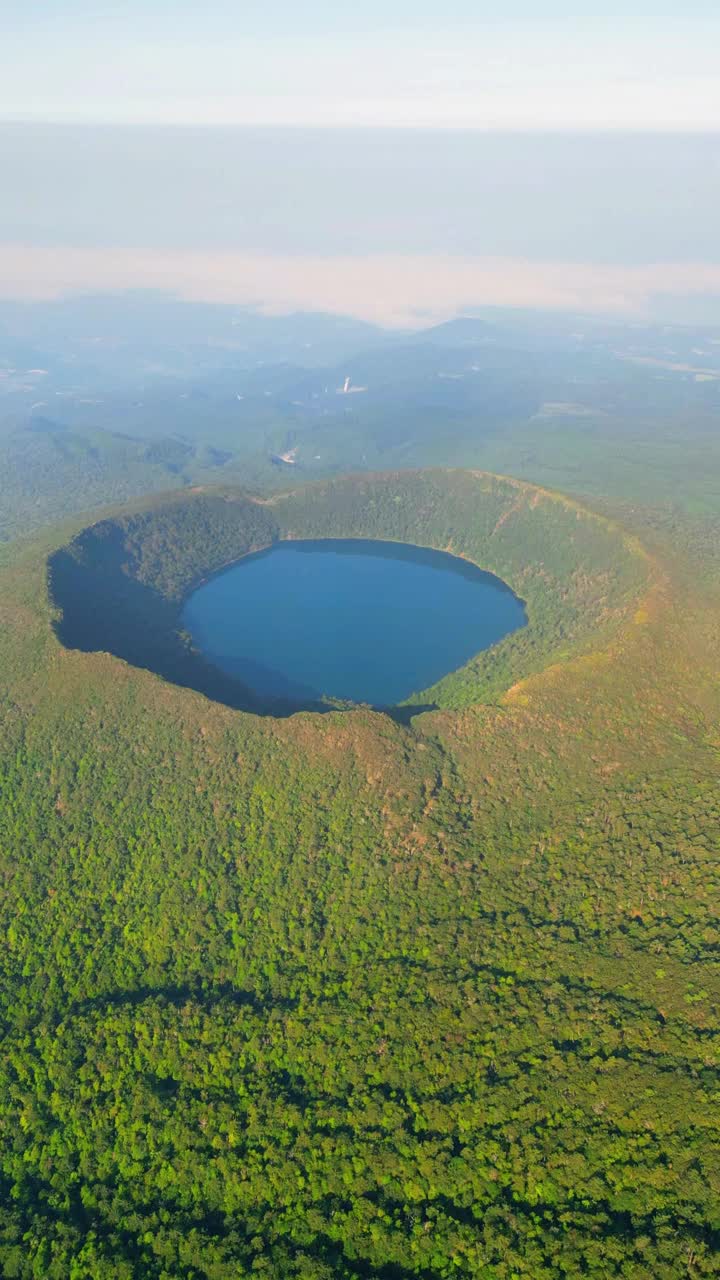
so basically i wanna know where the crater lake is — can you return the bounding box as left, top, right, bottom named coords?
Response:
left=182, top=539, right=526, bottom=707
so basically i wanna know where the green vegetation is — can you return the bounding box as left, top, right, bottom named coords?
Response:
left=49, top=471, right=648, bottom=712
left=5, top=308, right=720, bottom=549
left=0, top=424, right=205, bottom=544
left=0, top=462, right=718, bottom=1279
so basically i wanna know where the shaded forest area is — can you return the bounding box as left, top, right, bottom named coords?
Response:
left=0, top=467, right=717, bottom=1278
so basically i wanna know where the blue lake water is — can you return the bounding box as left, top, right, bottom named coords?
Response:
left=182, top=539, right=526, bottom=707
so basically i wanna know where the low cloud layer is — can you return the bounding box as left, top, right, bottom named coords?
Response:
left=2, top=244, right=720, bottom=328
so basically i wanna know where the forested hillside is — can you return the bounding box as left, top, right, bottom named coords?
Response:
left=0, top=466, right=718, bottom=1277
left=4, top=302, right=720, bottom=545
left=49, top=471, right=647, bottom=712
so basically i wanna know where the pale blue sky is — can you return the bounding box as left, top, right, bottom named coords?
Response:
left=3, top=4, right=720, bottom=128
left=2, top=4, right=720, bottom=323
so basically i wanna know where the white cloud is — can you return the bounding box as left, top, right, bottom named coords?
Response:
left=2, top=243, right=720, bottom=326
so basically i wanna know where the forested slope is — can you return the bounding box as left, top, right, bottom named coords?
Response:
left=49, top=470, right=648, bottom=712
left=0, top=469, right=718, bottom=1278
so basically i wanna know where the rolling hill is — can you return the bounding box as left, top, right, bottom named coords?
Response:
left=0, top=468, right=717, bottom=1278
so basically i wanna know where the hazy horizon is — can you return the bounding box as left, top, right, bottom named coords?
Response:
left=1, top=123, right=719, bottom=327
left=4, top=6, right=720, bottom=130
left=2, top=3, right=719, bottom=326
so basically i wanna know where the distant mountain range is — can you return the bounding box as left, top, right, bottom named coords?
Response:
left=2, top=292, right=720, bottom=540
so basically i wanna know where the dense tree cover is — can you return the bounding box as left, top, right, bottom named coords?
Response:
left=48, top=495, right=282, bottom=714
left=49, top=471, right=648, bottom=712
left=0, top=468, right=718, bottom=1277
left=277, top=472, right=648, bottom=707
left=5, top=307, right=720, bottom=548
left=0, top=425, right=214, bottom=544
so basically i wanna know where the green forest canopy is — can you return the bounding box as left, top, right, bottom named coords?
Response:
left=48, top=470, right=648, bottom=712
left=0, top=468, right=718, bottom=1278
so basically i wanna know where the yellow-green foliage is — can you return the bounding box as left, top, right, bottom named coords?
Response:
left=0, top=470, right=718, bottom=1279
left=49, top=470, right=648, bottom=712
